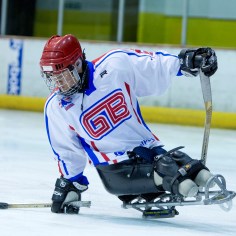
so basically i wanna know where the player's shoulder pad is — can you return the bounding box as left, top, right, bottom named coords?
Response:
left=92, top=49, right=131, bottom=68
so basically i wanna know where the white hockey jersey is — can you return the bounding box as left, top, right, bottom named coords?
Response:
left=44, top=49, right=182, bottom=182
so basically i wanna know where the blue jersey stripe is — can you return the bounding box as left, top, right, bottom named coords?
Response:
left=45, top=93, right=60, bottom=159
left=94, top=50, right=153, bottom=69
left=155, top=51, right=178, bottom=58
left=136, top=100, right=151, bottom=132
left=45, top=93, right=69, bottom=175
left=61, top=160, right=69, bottom=175
left=77, top=136, right=102, bottom=166
left=94, top=50, right=180, bottom=72
left=156, top=51, right=182, bottom=76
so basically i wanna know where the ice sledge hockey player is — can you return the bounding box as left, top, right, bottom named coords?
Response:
left=40, top=34, right=217, bottom=214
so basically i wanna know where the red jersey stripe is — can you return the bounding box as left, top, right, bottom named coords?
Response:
left=91, top=141, right=111, bottom=162
left=125, top=82, right=141, bottom=124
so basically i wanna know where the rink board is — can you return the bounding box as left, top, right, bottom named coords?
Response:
left=0, top=95, right=235, bottom=129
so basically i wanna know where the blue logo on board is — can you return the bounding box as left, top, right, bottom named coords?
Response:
left=7, top=39, right=23, bottom=95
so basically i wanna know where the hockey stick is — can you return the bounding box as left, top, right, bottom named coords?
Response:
left=0, top=201, right=91, bottom=210
left=199, top=69, right=212, bottom=165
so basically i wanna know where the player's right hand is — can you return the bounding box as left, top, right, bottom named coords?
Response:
left=51, top=177, right=88, bottom=214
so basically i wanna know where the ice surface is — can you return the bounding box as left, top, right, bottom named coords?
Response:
left=0, top=109, right=235, bottom=236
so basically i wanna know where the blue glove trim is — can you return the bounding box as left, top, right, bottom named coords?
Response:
left=69, top=173, right=89, bottom=185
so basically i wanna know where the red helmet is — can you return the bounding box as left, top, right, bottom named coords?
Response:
left=40, top=34, right=83, bottom=73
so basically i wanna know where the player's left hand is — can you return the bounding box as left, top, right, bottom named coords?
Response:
left=194, top=48, right=218, bottom=77
left=178, top=47, right=218, bottom=77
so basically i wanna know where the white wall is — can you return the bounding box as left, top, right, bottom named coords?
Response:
left=0, top=36, right=235, bottom=112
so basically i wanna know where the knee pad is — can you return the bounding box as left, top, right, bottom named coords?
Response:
left=154, top=155, right=179, bottom=178
left=154, top=154, right=201, bottom=197
left=154, top=155, right=197, bottom=196
left=171, top=151, right=210, bottom=179
left=154, top=149, right=213, bottom=196
left=154, top=155, right=179, bottom=192
left=172, top=151, right=214, bottom=187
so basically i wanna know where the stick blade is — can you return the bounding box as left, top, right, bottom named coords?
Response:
left=70, top=200, right=91, bottom=208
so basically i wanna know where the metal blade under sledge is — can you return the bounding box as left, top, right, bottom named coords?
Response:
left=122, top=174, right=236, bottom=217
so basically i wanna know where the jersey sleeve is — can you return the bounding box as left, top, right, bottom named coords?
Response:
left=44, top=95, right=87, bottom=182
left=120, top=49, right=181, bottom=97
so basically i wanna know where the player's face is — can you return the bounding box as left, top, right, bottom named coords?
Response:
left=42, top=59, right=83, bottom=95
left=51, top=68, right=78, bottom=94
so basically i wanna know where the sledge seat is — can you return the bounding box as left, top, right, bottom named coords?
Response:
left=96, top=160, right=160, bottom=196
